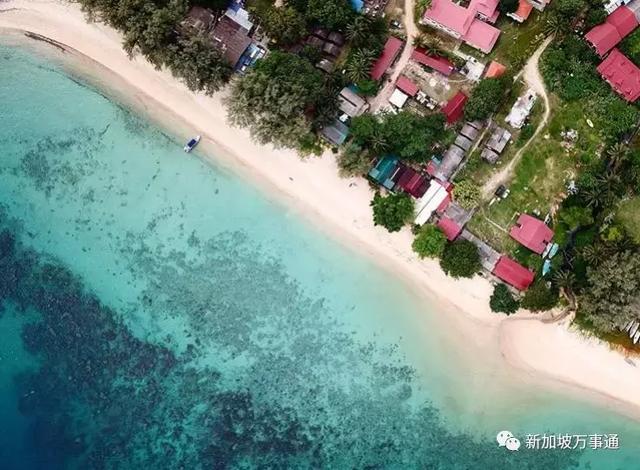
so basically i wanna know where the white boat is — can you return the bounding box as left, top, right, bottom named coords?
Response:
left=625, top=320, right=635, bottom=332
left=184, top=135, right=201, bottom=152
left=634, top=331, right=640, bottom=344
left=630, top=321, right=640, bottom=338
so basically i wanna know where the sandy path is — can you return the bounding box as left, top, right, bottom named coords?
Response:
left=369, top=0, right=417, bottom=111
left=3, top=2, right=640, bottom=420
left=481, top=37, right=553, bottom=199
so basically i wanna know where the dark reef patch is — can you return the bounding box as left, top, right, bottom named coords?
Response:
left=0, top=208, right=584, bottom=469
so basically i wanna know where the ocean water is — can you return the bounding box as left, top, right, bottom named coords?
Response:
left=0, top=41, right=639, bottom=469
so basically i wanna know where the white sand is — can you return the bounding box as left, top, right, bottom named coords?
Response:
left=2, top=0, right=640, bottom=421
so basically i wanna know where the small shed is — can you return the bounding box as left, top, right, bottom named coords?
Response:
left=481, top=147, right=500, bottom=164
left=436, top=145, right=465, bottom=180
left=460, top=123, right=480, bottom=141
left=441, top=92, right=468, bottom=124
left=454, top=134, right=474, bottom=152
left=321, top=120, right=350, bottom=146
left=486, top=126, right=512, bottom=153
left=389, top=88, right=409, bottom=108
left=396, top=75, right=419, bottom=97
left=328, top=31, right=345, bottom=46
left=493, top=256, right=535, bottom=290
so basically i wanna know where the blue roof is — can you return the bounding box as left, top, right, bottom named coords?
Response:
left=350, top=0, right=364, bottom=11
left=368, top=155, right=399, bottom=185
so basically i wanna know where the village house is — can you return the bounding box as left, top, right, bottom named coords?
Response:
left=338, top=87, right=369, bottom=119
left=596, top=48, right=640, bottom=102
left=505, top=89, right=536, bottom=129
left=481, top=126, right=511, bottom=163
left=585, top=3, right=640, bottom=57
left=441, top=91, right=468, bottom=124
left=507, top=0, right=534, bottom=22
left=371, top=36, right=405, bottom=81
left=510, top=214, right=554, bottom=254
left=492, top=256, right=535, bottom=290
left=411, top=49, right=455, bottom=76
left=421, top=0, right=502, bottom=53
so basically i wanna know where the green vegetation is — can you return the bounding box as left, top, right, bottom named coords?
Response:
left=464, top=77, right=509, bottom=121
left=371, top=192, right=415, bottom=232
left=412, top=225, right=447, bottom=259
left=616, top=197, right=640, bottom=243
left=521, top=280, right=558, bottom=312
left=439, top=240, right=481, bottom=278
left=350, top=111, right=447, bottom=162
left=580, top=251, right=640, bottom=332
left=337, top=143, right=371, bottom=177
left=228, top=52, right=335, bottom=150
left=261, top=6, right=307, bottom=46
left=498, top=0, right=519, bottom=14
left=77, top=0, right=231, bottom=94
left=288, top=0, right=355, bottom=30
left=453, top=180, right=481, bottom=210
left=489, top=284, right=520, bottom=314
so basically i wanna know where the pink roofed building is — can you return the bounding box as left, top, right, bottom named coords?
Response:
left=411, top=49, right=455, bottom=75
left=421, top=0, right=501, bottom=53
left=396, top=75, right=419, bottom=96
left=585, top=5, right=640, bottom=57
left=509, top=214, right=553, bottom=254
left=597, top=48, right=640, bottom=102
left=493, top=256, right=535, bottom=290
left=370, top=36, right=404, bottom=81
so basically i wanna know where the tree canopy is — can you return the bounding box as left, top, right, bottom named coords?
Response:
left=439, top=240, right=481, bottom=278
left=288, top=0, right=355, bottom=30
left=580, top=251, right=640, bottom=333
left=261, top=6, right=308, bottom=46
left=490, top=284, right=520, bottom=314
left=464, top=77, right=508, bottom=121
left=412, top=225, right=447, bottom=259
left=350, top=111, right=447, bottom=162
left=521, top=281, right=558, bottom=312
left=227, top=51, right=327, bottom=149
left=453, top=180, right=480, bottom=210
left=370, top=192, right=415, bottom=232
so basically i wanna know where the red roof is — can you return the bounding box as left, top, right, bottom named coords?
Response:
left=371, top=37, right=404, bottom=81
left=423, top=0, right=501, bottom=53
left=441, top=91, right=468, bottom=124
left=597, top=48, right=640, bottom=102
left=510, top=0, right=533, bottom=22
left=586, top=23, right=622, bottom=57
left=396, top=75, right=419, bottom=96
left=493, top=256, right=535, bottom=290
left=607, top=6, right=639, bottom=37
left=437, top=217, right=463, bottom=241
left=485, top=60, right=506, bottom=78
left=397, top=167, right=429, bottom=197
left=509, top=214, right=553, bottom=254
left=585, top=6, right=639, bottom=57
left=411, top=49, right=455, bottom=76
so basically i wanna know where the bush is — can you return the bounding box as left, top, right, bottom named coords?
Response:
left=453, top=180, right=480, bottom=210
left=439, top=240, right=481, bottom=278
left=521, top=281, right=558, bottom=312
left=490, top=284, right=520, bottom=314
left=412, top=225, right=447, bottom=259
left=370, top=192, right=415, bottom=232
left=464, top=77, right=508, bottom=121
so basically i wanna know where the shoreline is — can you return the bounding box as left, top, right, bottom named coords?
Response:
left=3, top=0, right=640, bottom=424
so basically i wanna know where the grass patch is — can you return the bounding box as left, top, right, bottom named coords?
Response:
left=616, top=197, right=640, bottom=243
left=466, top=98, right=607, bottom=252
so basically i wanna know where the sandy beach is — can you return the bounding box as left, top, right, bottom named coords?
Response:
left=2, top=0, right=640, bottom=422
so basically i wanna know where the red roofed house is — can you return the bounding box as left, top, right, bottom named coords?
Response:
left=421, top=0, right=501, bottom=54
left=437, top=217, right=463, bottom=241
left=411, top=49, right=455, bottom=76
left=509, top=214, right=553, bottom=254
left=585, top=5, right=640, bottom=57
left=371, top=36, right=404, bottom=81
left=395, top=165, right=429, bottom=197
left=484, top=60, right=506, bottom=78
left=493, top=256, right=535, bottom=290
left=396, top=75, right=419, bottom=97
left=597, top=48, right=640, bottom=102
left=441, top=91, right=468, bottom=124
left=508, top=0, right=534, bottom=23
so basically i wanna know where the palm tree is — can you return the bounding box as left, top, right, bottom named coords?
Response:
left=581, top=245, right=603, bottom=266
left=606, top=142, right=629, bottom=174
left=413, top=33, right=442, bottom=56
left=370, top=130, right=390, bottom=154
left=553, top=269, right=577, bottom=307
left=544, top=15, right=566, bottom=38
left=345, top=49, right=376, bottom=83
left=346, top=15, right=372, bottom=45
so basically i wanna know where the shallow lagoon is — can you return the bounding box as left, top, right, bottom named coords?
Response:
left=0, top=42, right=638, bottom=469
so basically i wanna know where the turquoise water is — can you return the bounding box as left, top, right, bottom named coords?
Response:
left=0, top=41, right=638, bottom=468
